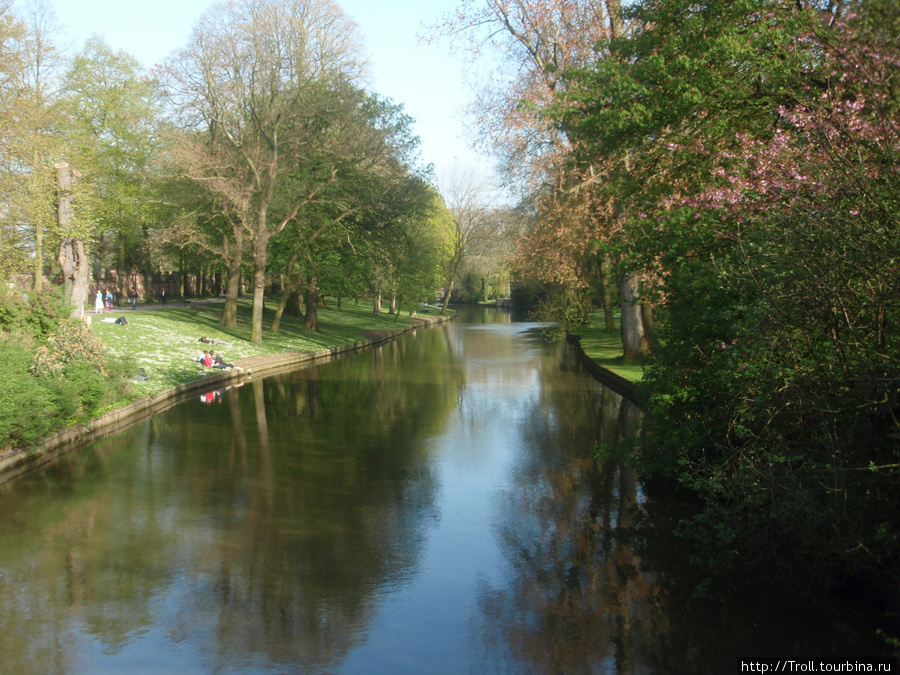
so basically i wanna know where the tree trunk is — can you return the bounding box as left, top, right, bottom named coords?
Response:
left=600, top=255, right=617, bottom=331
left=219, top=230, right=243, bottom=328
left=271, top=295, right=287, bottom=332
left=373, top=287, right=382, bottom=316
left=304, top=274, right=319, bottom=332
left=54, top=163, right=88, bottom=320
left=32, top=150, right=43, bottom=292
left=641, top=300, right=661, bottom=351
left=272, top=287, right=302, bottom=332
left=180, top=251, right=188, bottom=298
left=620, top=272, right=651, bottom=361
left=250, top=224, right=270, bottom=343
left=33, top=214, right=43, bottom=292
left=441, top=279, right=455, bottom=316
left=117, top=236, right=126, bottom=300
left=138, top=222, right=152, bottom=300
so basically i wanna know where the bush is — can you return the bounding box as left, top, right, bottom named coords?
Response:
left=0, top=339, right=59, bottom=451
left=30, top=319, right=108, bottom=378
left=57, top=360, right=108, bottom=421
left=0, top=317, right=133, bottom=453
left=0, top=285, right=69, bottom=341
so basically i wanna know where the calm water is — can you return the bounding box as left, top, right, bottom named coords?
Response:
left=0, top=308, right=887, bottom=673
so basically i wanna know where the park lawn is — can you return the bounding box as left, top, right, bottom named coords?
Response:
left=91, top=297, right=426, bottom=399
left=568, top=310, right=646, bottom=384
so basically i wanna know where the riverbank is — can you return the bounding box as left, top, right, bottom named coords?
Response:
left=563, top=309, right=646, bottom=403
left=566, top=333, right=639, bottom=403
left=0, top=299, right=452, bottom=485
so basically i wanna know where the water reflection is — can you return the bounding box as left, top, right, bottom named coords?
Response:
left=474, top=343, right=658, bottom=674
left=0, top=312, right=888, bottom=673
left=472, top=340, right=886, bottom=673
left=0, top=332, right=453, bottom=673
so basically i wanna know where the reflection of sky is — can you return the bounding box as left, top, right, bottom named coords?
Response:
left=0, top=318, right=878, bottom=673
left=340, top=323, right=601, bottom=674
left=0, top=318, right=605, bottom=674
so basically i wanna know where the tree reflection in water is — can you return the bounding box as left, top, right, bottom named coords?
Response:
left=473, top=377, right=670, bottom=674
left=0, top=318, right=886, bottom=673
left=474, top=344, right=887, bottom=674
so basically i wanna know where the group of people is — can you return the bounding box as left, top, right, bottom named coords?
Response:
left=93, top=287, right=138, bottom=313
left=196, top=349, right=243, bottom=372
left=94, top=290, right=115, bottom=314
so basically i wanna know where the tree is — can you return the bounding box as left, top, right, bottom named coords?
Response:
left=267, top=91, right=426, bottom=332
left=62, top=36, right=163, bottom=299
left=358, top=178, right=442, bottom=318
left=462, top=205, right=522, bottom=302
left=19, top=0, right=64, bottom=292
left=0, top=1, right=29, bottom=283
left=162, top=0, right=365, bottom=342
left=432, top=0, right=622, bottom=189
left=434, top=0, right=653, bottom=350
left=642, top=3, right=900, bottom=592
left=0, top=0, right=64, bottom=290
left=556, top=0, right=900, bottom=597
left=437, top=168, right=493, bottom=314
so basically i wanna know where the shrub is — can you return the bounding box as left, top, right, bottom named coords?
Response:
left=30, top=319, right=108, bottom=378
left=0, top=317, right=133, bottom=452
left=0, top=285, right=69, bottom=341
left=57, top=360, right=108, bottom=421
left=0, top=339, right=58, bottom=451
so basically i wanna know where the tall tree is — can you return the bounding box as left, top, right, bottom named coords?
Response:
left=62, top=36, right=162, bottom=299
left=266, top=91, right=425, bottom=332
left=434, top=0, right=651, bottom=352
left=556, top=0, right=900, bottom=596
left=20, top=0, right=64, bottom=292
left=0, top=1, right=28, bottom=282
left=437, top=167, right=493, bottom=314
left=0, top=0, right=64, bottom=289
left=162, top=0, right=365, bottom=342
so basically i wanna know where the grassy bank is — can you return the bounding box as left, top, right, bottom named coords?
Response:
left=567, top=309, right=646, bottom=384
left=92, top=297, right=433, bottom=399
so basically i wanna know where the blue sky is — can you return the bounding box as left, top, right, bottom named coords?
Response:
left=50, top=0, right=496, bottom=182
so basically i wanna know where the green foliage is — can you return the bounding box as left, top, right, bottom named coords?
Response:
left=0, top=285, right=70, bottom=341
left=30, top=319, right=108, bottom=378
left=638, top=196, right=900, bottom=591
left=56, top=360, right=109, bottom=420
left=0, top=315, right=132, bottom=452
left=533, top=286, right=594, bottom=339
left=0, top=339, right=58, bottom=451
left=551, top=0, right=900, bottom=603
left=510, top=278, right=549, bottom=311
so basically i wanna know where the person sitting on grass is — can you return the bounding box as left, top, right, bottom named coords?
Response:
left=211, top=351, right=243, bottom=371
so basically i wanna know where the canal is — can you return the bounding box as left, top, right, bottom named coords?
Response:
left=0, top=308, right=886, bottom=673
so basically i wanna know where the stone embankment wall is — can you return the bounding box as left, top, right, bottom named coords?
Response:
left=565, top=333, right=639, bottom=404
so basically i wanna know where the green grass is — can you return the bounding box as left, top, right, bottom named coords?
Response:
left=91, top=297, right=430, bottom=398
left=568, top=309, right=646, bottom=384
